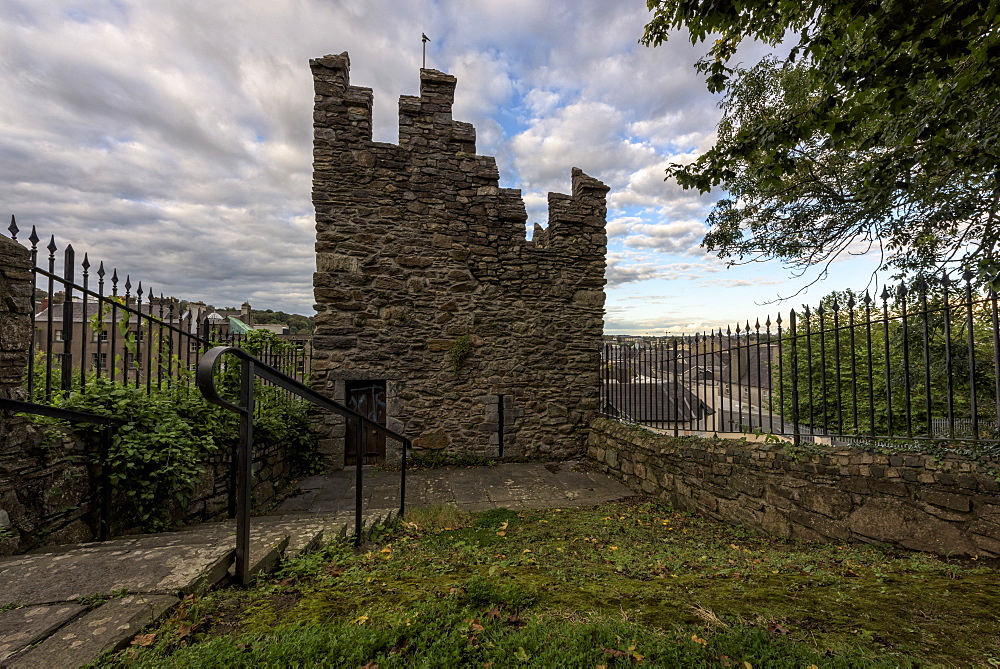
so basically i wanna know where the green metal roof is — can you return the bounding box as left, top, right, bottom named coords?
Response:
left=228, top=316, right=253, bottom=334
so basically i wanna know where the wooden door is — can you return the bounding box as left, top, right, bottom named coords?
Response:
left=345, top=380, right=387, bottom=465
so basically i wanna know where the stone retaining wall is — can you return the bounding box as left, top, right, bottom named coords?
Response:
left=587, top=417, right=1000, bottom=557
left=0, top=233, right=91, bottom=555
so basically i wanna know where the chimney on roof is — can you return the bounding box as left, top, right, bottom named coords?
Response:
left=241, top=301, right=252, bottom=325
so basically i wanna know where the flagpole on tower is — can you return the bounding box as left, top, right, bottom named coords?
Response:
left=422, top=33, right=430, bottom=68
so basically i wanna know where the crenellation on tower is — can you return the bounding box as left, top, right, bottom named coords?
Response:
left=310, top=52, right=607, bottom=469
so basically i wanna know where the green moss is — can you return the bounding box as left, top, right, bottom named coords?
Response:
left=449, top=334, right=472, bottom=373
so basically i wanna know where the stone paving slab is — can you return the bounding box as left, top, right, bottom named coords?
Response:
left=0, top=603, right=86, bottom=663
left=0, top=542, right=234, bottom=606
left=6, top=594, right=178, bottom=668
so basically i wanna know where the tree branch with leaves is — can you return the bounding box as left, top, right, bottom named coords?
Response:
left=644, top=0, right=1000, bottom=281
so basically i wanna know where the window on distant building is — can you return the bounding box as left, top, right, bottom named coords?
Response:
left=91, top=352, right=107, bottom=370
left=92, top=330, right=108, bottom=343
left=54, top=329, right=64, bottom=342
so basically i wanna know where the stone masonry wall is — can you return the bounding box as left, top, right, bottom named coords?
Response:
left=0, top=233, right=98, bottom=555
left=588, top=417, right=1000, bottom=557
left=0, top=233, right=295, bottom=555
left=310, top=53, right=608, bottom=467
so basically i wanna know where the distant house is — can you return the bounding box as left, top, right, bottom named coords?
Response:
left=602, top=381, right=714, bottom=427
left=254, top=323, right=290, bottom=335
left=181, top=301, right=254, bottom=337
left=720, top=344, right=777, bottom=408
left=33, top=296, right=190, bottom=377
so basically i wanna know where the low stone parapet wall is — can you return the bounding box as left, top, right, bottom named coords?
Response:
left=587, top=417, right=1000, bottom=557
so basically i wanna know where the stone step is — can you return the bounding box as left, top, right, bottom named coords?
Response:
left=0, top=510, right=396, bottom=668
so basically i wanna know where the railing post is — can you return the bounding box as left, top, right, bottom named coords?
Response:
left=99, top=424, right=112, bottom=541
left=497, top=394, right=505, bottom=458
left=355, top=418, right=363, bottom=545
left=790, top=310, right=801, bottom=446
left=235, top=356, right=255, bottom=586
left=399, top=438, right=408, bottom=518
left=61, top=245, right=75, bottom=394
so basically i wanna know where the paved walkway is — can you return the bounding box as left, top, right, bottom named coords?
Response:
left=0, top=461, right=631, bottom=667
left=277, top=459, right=631, bottom=514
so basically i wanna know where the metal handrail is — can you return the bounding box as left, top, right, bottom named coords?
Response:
left=0, top=397, right=124, bottom=541
left=195, top=346, right=411, bottom=585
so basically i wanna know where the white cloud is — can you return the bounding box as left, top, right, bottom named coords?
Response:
left=0, top=0, right=804, bottom=321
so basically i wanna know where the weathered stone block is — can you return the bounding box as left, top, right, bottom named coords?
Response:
left=920, top=489, right=972, bottom=512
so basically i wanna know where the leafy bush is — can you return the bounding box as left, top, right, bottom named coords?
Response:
left=49, top=375, right=316, bottom=531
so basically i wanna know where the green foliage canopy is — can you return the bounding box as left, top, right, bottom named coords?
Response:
left=643, top=0, right=1000, bottom=278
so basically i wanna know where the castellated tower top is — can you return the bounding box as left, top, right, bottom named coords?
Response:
left=309, top=52, right=609, bottom=466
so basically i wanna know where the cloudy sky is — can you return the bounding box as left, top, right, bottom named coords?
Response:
left=1, top=0, right=882, bottom=334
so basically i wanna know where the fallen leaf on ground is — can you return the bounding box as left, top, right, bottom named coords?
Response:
left=767, top=622, right=789, bottom=636
left=131, top=633, right=156, bottom=647
left=507, top=613, right=527, bottom=628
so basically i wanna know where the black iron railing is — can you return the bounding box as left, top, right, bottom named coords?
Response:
left=8, top=217, right=311, bottom=405
left=601, top=273, right=1000, bottom=449
left=0, top=397, right=124, bottom=541
left=196, top=346, right=411, bottom=585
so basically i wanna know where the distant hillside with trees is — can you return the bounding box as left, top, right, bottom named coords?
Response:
left=251, top=309, right=315, bottom=334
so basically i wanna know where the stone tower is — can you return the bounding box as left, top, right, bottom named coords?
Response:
left=310, top=52, right=608, bottom=468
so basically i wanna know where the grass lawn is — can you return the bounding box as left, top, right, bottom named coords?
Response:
left=95, top=499, right=1000, bottom=667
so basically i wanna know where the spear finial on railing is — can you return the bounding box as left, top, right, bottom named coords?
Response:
left=8, top=215, right=17, bottom=240
left=28, top=226, right=39, bottom=248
